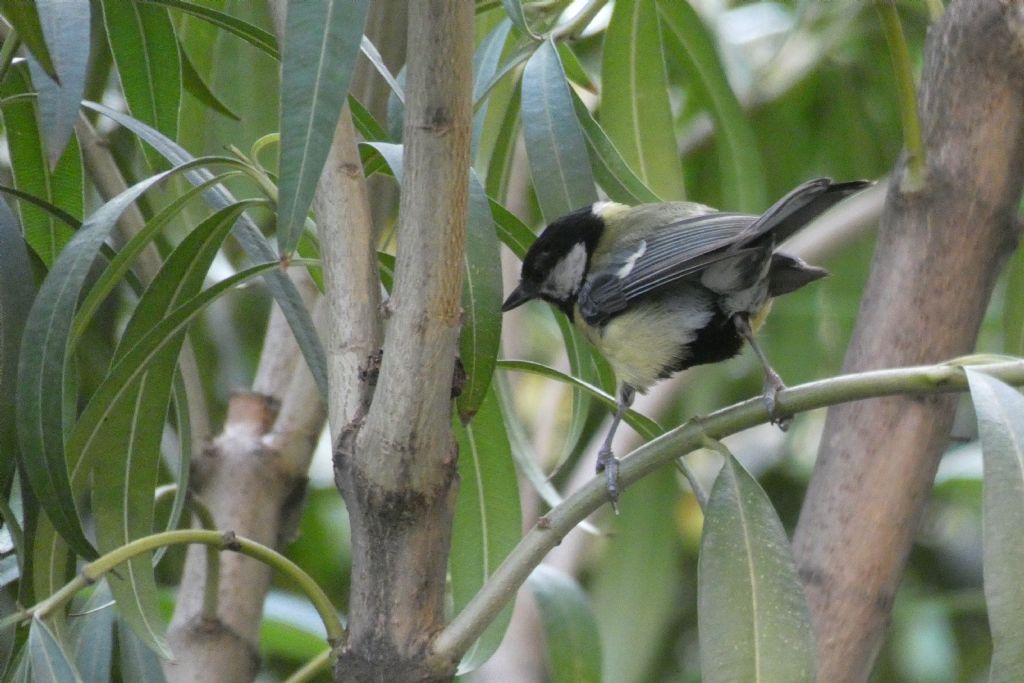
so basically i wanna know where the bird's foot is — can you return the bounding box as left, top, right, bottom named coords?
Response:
left=596, top=448, right=620, bottom=514
left=762, top=369, right=792, bottom=431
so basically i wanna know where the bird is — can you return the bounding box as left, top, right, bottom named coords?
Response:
left=501, top=178, right=871, bottom=507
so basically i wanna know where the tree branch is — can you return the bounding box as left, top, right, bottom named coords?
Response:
left=792, top=1, right=1024, bottom=679
left=431, top=359, right=1024, bottom=663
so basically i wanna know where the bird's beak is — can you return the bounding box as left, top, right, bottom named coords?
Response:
left=501, top=283, right=534, bottom=312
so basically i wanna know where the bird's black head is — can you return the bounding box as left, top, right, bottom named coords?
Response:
left=502, top=205, right=606, bottom=316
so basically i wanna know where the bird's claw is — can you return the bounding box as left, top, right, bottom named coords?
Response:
left=762, top=370, right=791, bottom=431
left=596, top=448, right=620, bottom=514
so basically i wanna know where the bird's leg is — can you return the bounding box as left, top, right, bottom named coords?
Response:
left=597, top=384, right=635, bottom=511
left=734, top=314, right=791, bottom=430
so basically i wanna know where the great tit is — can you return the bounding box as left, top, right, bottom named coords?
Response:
left=502, top=177, right=871, bottom=506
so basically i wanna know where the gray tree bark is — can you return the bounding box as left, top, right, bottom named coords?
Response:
left=792, top=2, right=1024, bottom=681
left=332, top=2, right=473, bottom=680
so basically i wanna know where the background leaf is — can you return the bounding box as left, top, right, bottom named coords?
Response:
left=965, top=370, right=1024, bottom=682
left=528, top=564, right=602, bottom=683
left=24, top=0, right=89, bottom=167
left=698, top=453, right=816, bottom=683
left=601, top=0, right=685, bottom=200
left=521, top=38, right=596, bottom=222
left=451, top=387, right=522, bottom=673
left=100, top=0, right=182, bottom=166
left=0, top=66, right=83, bottom=265
left=29, top=619, right=82, bottom=683
left=457, top=171, right=503, bottom=423
left=656, top=0, right=766, bottom=211
left=276, top=0, right=369, bottom=253
left=0, top=198, right=34, bottom=493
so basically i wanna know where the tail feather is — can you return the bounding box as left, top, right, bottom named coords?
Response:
left=741, top=178, right=872, bottom=246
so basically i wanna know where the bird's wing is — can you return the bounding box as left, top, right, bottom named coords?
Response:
left=577, top=213, right=756, bottom=325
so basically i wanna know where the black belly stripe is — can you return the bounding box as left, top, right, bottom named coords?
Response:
left=661, top=308, right=744, bottom=378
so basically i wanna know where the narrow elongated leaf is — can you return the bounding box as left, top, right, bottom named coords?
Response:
left=29, top=619, right=82, bottom=683
left=571, top=93, right=661, bottom=204
left=277, top=0, right=369, bottom=253
left=529, top=564, right=602, bottom=683
left=497, top=360, right=661, bottom=439
left=698, top=454, right=815, bottom=683
left=0, top=67, right=83, bottom=265
left=69, top=582, right=115, bottom=683
left=100, top=0, right=181, bottom=157
left=483, top=86, right=521, bottom=200
left=84, top=204, right=254, bottom=657
left=179, top=43, right=240, bottom=121
left=82, top=101, right=328, bottom=400
left=500, top=0, right=535, bottom=37
left=27, top=0, right=90, bottom=165
left=1, top=1, right=57, bottom=78
left=965, top=370, right=1024, bottom=682
left=591, top=471, right=683, bottom=683
left=472, top=19, right=514, bottom=157
left=0, top=199, right=34, bottom=492
left=656, top=0, right=766, bottom=211
left=451, top=387, right=521, bottom=673
left=116, top=618, right=166, bottom=683
left=458, top=172, right=503, bottom=423
left=16, top=158, right=215, bottom=560
left=140, top=0, right=279, bottom=60
left=521, top=39, right=596, bottom=222
left=601, top=0, right=684, bottom=200
left=1003, top=247, right=1024, bottom=356
left=0, top=588, right=16, bottom=677
left=360, top=36, right=403, bottom=103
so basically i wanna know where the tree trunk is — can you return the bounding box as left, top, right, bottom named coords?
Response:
left=792, top=2, right=1024, bottom=681
left=331, top=2, right=473, bottom=681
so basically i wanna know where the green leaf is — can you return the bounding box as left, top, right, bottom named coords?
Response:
left=0, top=589, right=16, bottom=678
left=15, top=163, right=204, bottom=561
left=965, top=370, right=1024, bottom=682
left=698, top=453, right=815, bottom=683
left=656, top=0, right=766, bottom=211
left=497, top=360, right=661, bottom=439
left=83, top=203, right=255, bottom=658
left=0, top=198, right=34, bottom=492
left=521, top=39, right=597, bottom=222
left=24, top=0, right=89, bottom=167
left=472, top=19, right=514, bottom=158
left=482, top=85, right=521, bottom=200
left=528, top=564, right=602, bottom=683
left=0, top=66, right=83, bottom=265
left=29, top=619, right=82, bottom=683
left=500, top=0, right=535, bottom=37
left=179, top=41, right=240, bottom=121
left=277, top=0, right=369, bottom=253
left=570, top=92, right=661, bottom=204
left=458, top=172, right=503, bottom=423
left=1003, top=246, right=1024, bottom=356
left=591, top=471, right=683, bottom=683
left=451, top=387, right=521, bottom=673
left=601, top=0, right=684, bottom=200
left=70, top=170, right=247, bottom=346
left=82, top=100, right=328, bottom=402
left=116, top=618, right=166, bottom=683
left=139, top=0, right=279, bottom=60
left=0, top=1, right=57, bottom=79
left=100, top=0, right=182, bottom=163
left=69, top=582, right=115, bottom=683
left=360, top=36, right=403, bottom=103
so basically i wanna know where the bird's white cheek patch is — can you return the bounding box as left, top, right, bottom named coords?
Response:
left=544, top=243, right=588, bottom=298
